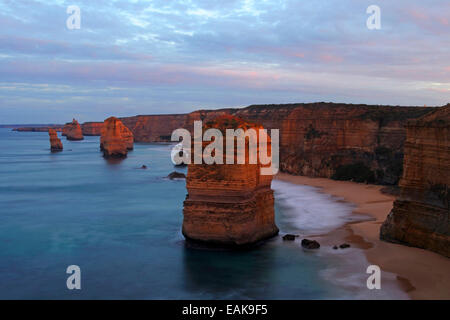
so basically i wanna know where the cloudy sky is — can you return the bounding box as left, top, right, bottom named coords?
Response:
left=0, top=0, right=449, bottom=123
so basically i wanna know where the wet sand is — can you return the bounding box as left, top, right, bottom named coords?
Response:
left=276, top=173, right=450, bottom=300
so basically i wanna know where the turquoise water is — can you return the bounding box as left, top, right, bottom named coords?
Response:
left=0, top=128, right=351, bottom=299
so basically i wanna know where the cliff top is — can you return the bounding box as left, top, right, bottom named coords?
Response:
left=408, top=104, right=450, bottom=127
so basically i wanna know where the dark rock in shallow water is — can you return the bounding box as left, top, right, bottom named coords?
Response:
left=141, top=165, right=147, bottom=169
left=333, top=245, right=338, bottom=250
left=168, top=171, right=186, bottom=180
left=282, top=234, right=298, bottom=241
left=339, top=243, right=351, bottom=249
left=301, top=239, right=320, bottom=249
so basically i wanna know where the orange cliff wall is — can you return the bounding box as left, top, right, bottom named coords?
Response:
left=182, top=115, right=279, bottom=246
left=119, top=103, right=432, bottom=185
left=380, top=105, right=450, bottom=257
left=82, top=122, right=103, bottom=136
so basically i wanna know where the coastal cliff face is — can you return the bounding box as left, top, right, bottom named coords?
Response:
left=120, top=114, right=187, bottom=142
left=182, top=115, right=279, bottom=246
left=82, top=122, right=103, bottom=136
left=100, top=117, right=134, bottom=158
left=380, top=105, right=450, bottom=257
left=62, top=119, right=84, bottom=141
left=48, top=129, right=63, bottom=152
left=118, top=103, right=431, bottom=184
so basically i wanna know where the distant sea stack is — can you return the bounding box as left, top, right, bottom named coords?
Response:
left=48, top=129, right=63, bottom=152
left=182, top=115, right=279, bottom=246
left=63, top=119, right=84, bottom=141
left=380, top=104, right=450, bottom=257
left=100, top=117, right=134, bottom=158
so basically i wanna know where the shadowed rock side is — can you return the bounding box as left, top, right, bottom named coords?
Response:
left=100, top=117, right=134, bottom=158
left=62, top=119, right=84, bottom=141
left=182, top=115, right=279, bottom=246
left=380, top=104, right=450, bottom=257
left=48, top=129, right=63, bottom=152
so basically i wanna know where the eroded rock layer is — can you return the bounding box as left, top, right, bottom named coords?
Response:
left=62, top=119, right=84, bottom=141
left=380, top=105, right=450, bottom=257
left=182, top=115, right=279, bottom=246
left=100, top=117, right=134, bottom=158
left=48, top=129, right=63, bottom=152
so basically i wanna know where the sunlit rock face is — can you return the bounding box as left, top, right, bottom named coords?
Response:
left=100, top=117, right=134, bottom=158
left=182, top=115, right=279, bottom=246
left=82, top=122, right=103, bottom=136
left=119, top=103, right=432, bottom=185
left=48, top=129, right=63, bottom=152
left=62, top=119, right=84, bottom=141
left=381, top=104, right=450, bottom=257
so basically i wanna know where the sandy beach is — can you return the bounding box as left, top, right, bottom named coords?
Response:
left=276, top=173, right=450, bottom=300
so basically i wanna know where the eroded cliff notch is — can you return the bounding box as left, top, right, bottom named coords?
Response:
left=182, top=115, right=279, bottom=246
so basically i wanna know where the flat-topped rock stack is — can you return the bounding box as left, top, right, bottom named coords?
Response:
left=182, top=115, right=279, bottom=246
left=381, top=104, right=450, bottom=257
left=100, top=117, right=134, bottom=158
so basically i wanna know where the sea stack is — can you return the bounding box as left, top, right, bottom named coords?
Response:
left=380, top=104, right=450, bottom=257
left=63, top=119, right=84, bottom=141
left=182, top=115, right=279, bottom=246
left=100, top=117, right=134, bottom=158
left=48, top=129, right=63, bottom=152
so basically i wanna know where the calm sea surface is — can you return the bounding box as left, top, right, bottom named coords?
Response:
left=0, top=128, right=388, bottom=299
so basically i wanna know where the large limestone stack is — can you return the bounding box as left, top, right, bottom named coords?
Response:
left=63, top=119, right=84, bottom=141
left=48, top=129, right=63, bottom=152
left=380, top=104, right=450, bottom=257
left=182, top=115, right=279, bottom=246
left=100, top=117, right=134, bottom=158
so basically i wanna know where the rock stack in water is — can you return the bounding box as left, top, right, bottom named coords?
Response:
left=63, top=119, right=84, bottom=141
left=100, top=117, right=134, bottom=158
left=182, top=115, right=279, bottom=246
left=48, top=129, right=63, bottom=152
left=380, top=104, right=450, bottom=257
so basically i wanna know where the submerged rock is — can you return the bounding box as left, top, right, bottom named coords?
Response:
left=282, top=234, right=298, bottom=241
left=301, top=239, right=320, bottom=249
left=339, top=243, right=351, bottom=249
left=141, top=165, right=148, bottom=169
left=100, top=117, right=134, bottom=158
left=63, top=119, right=84, bottom=141
left=48, top=129, right=63, bottom=152
left=168, top=171, right=186, bottom=180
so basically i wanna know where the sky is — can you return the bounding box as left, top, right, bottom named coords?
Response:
left=0, top=0, right=449, bottom=123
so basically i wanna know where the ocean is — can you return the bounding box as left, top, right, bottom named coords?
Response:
left=0, top=129, right=405, bottom=299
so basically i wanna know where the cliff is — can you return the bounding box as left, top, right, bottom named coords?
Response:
left=120, top=114, right=187, bottom=142
left=62, top=119, right=84, bottom=141
left=13, top=126, right=62, bottom=132
left=100, top=117, right=134, bottom=158
left=119, top=103, right=431, bottom=185
left=380, top=105, right=450, bottom=257
left=11, top=103, right=434, bottom=185
left=182, top=115, right=279, bottom=246
left=48, top=129, right=63, bottom=152
left=82, top=122, right=103, bottom=136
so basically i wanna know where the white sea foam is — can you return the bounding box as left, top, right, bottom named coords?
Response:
left=272, top=179, right=357, bottom=236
